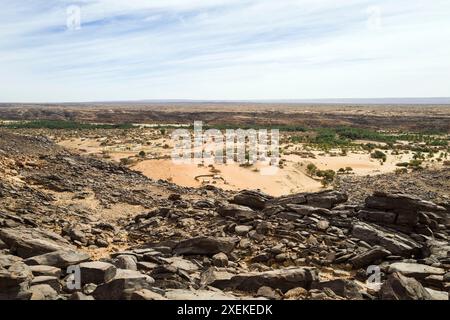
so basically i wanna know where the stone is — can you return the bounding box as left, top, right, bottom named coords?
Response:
left=29, top=265, right=62, bottom=278
left=314, top=279, right=363, bottom=300
left=93, top=269, right=155, bottom=300
left=424, top=288, right=449, bottom=300
left=70, top=292, right=95, bottom=300
left=24, top=250, right=90, bottom=268
left=211, top=267, right=318, bottom=293
left=137, top=261, right=158, bottom=272
left=366, top=192, right=446, bottom=214
left=358, top=209, right=397, bottom=225
left=79, top=261, right=117, bottom=285
left=387, top=262, right=445, bottom=280
left=31, top=276, right=61, bottom=292
left=305, top=190, right=348, bottom=209
left=233, top=190, right=272, bottom=210
left=0, top=262, right=33, bottom=300
left=349, top=246, right=391, bottom=269
left=317, top=220, right=330, bottom=230
left=164, top=289, right=241, bottom=300
left=212, top=253, right=229, bottom=267
left=131, top=289, right=167, bottom=300
left=29, top=284, right=59, bottom=300
left=217, top=204, right=256, bottom=220
left=114, top=255, right=137, bottom=271
left=256, top=286, right=282, bottom=300
left=284, top=287, right=308, bottom=300
left=0, top=227, right=73, bottom=258
left=286, top=204, right=332, bottom=216
left=173, top=237, right=237, bottom=256
left=0, top=254, right=23, bottom=269
left=160, top=256, right=199, bottom=273
left=234, top=225, right=252, bottom=235
left=351, top=222, right=422, bottom=257
left=380, top=272, right=433, bottom=300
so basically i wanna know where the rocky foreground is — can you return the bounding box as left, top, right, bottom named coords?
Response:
left=0, top=131, right=449, bottom=300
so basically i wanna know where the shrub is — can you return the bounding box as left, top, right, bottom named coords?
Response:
left=371, top=150, right=387, bottom=162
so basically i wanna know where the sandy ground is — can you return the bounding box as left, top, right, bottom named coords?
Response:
left=58, top=136, right=441, bottom=197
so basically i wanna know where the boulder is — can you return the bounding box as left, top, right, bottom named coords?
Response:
left=232, top=190, right=272, bottom=210
left=285, top=204, right=332, bottom=216
left=29, top=284, right=59, bottom=300
left=305, top=191, right=348, bottom=209
left=349, top=246, right=391, bottom=269
left=164, top=289, right=241, bottom=300
left=79, top=261, right=117, bottom=285
left=0, top=254, right=23, bottom=269
left=358, top=209, right=397, bottom=225
left=93, top=269, right=155, bottom=300
left=31, top=276, right=61, bottom=292
left=113, top=255, right=137, bottom=271
left=366, top=192, right=446, bottom=213
left=387, top=262, right=445, bottom=280
left=24, top=250, right=90, bottom=268
left=131, top=289, right=167, bottom=300
left=211, top=267, right=318, bottom=293
left=173, top=237, right=237, bottom=256
left=217, top=204, right=256, bottom=220
left=212, top=253, right=229, bottom=267
left=69, top=292, right=95, bottom=300
left=314, top=279, right=363, bottom=300
left=29, top=265, right=62, bottom=278
left=0, top=262, right=33, bottom=300
left=380, top=272, right=433, bottom=300
left=0, top=227, right=73, bottom=258
left=424, top=288, right=449, bottom=300
left=351, top=222, right=422, bottom=257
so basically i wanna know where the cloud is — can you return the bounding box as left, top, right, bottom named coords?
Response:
left=0, top=0, right=449, bottom=102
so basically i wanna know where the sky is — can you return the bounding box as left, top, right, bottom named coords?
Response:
left=1, top=0, right=450, bottom=102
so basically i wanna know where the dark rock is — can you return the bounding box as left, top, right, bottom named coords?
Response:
left=29, top=265, right=62, bottom=278
left=314, top=279, right=363, bottom=300
left=349, top=246, right=391, bottom=269
left=131, top=289, right=167, bottom=300
left=351, top=222, right=422, bottom=257
left=173, top=237, right=237, bottom=256
left=0, top=254, right=23, bottom=269
left=114, top=255, right=137, bottom=271
left=24, top=250, right=90, bottom=268
left=79, top=261, right=117, bottom=285
left=232, top=190, right=272, bottom=210
left=29, top=284, right=59, bottom=300
left=0, top=262, right=33, bottom=300
left=31, top=276, right=61, bottom=292
left=217, top=204, right=256, bottom=220
left=0, top=227, right=73, bottom=258
left=70, top=292, right=95, bottom=300
left=211, top=267, right=318, bottom=293
left=380, top=272, right=433, bottom=300
left=212, top=253, right=228, bottom=267
left=387, top=262, right=445, bottom=280
left=305, top=191, right=348, bottom=209
left=93, top=269, right=155, bottom=300
left=366, top=192, right=446, bottom=214
left=358, top=209, right=397, bottom=224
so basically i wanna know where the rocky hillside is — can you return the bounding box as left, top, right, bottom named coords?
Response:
left=0, top=131, right=449, bottom=300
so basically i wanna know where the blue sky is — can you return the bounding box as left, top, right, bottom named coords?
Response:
left=1, top=0, right=450, bottom=102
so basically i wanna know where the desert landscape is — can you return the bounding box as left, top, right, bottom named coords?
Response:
left=0, top=103, right=449, bottom=300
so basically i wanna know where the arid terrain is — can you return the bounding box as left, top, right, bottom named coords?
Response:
left=0, top=104, right=449, bottom=300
